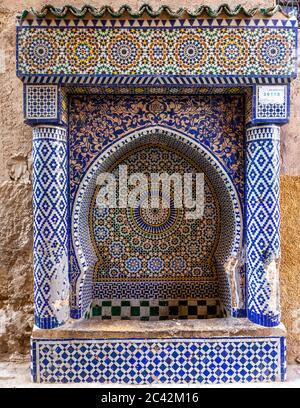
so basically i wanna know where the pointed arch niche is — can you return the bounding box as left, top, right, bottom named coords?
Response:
left=71, top=126, right=243, bottom=321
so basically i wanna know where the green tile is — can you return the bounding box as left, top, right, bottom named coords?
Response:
left=102, top=301, right=112, bottom=307
left=141, top=316, right=150, bottom=321
left=121, top=301, right=130, bottom=306
left=140, top=300, right=149, bottom=307
left=150, top=307, right=159, bottom=316
left=111, top=306, right=121, bottom=316
left=92, top=306, right=102, bottom=316
left=131, top=307, right=140, bottom=316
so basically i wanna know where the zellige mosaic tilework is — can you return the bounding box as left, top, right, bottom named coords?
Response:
left=32, top=126, right=69, bottom=329
left=246, top=126, right=281, bottom=327
left=17, top=26, right=297, bottom=79
left=68, top=96, right=245, bottom=318
left=31, top=336, right=286, bottom=384
left=16, top=3, right=298, bottom=385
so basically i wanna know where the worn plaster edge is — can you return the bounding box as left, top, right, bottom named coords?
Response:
left=17, top=4, right=293, bottom=20
left=31, top=318, right=287, bottom=339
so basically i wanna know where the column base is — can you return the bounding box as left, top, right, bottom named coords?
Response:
left=31, top=318, right=286, bottom=384
left=248, top=310, right=281, bottom=327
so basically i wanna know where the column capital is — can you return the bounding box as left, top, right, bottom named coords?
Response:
left=23, top=84, right=67, bottom=126
left=32, top=125, right=67, bottom=142
left=246, top=125, right=281, bottom=142
left=250, top=84, right=290, bottom=126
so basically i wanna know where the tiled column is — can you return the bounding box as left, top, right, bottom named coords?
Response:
left=32, top=126, right=69, bottom=328
left=246, top=125, right=281, bottom=327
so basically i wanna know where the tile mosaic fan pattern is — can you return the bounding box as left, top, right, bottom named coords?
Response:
left=91, top=146, right=219, bottom=282
left=88, top=144, right=223, bottom=320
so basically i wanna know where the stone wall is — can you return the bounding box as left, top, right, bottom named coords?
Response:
left=0, top=0, right=299, bottom=362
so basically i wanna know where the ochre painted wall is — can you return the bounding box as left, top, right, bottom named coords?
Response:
left=0, top=1, right=299, bottom=363
left=281, top=176, right=300, bottom=362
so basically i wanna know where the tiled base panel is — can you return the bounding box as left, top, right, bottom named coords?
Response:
left=87, top=299, right=225, bottom=320
left=31, top=336, right=286, bottom=384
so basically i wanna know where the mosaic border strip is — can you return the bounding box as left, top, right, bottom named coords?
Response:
left=22, top=76, right=292, bottom=85
left=31, top=336, right=286, bottom=384
left=92, top=281, right=219, bottom=302
left=17, top=18, right=298, bottom=29
left=88, top=299, right=224, bottom=320
left=16, top=21, right=298, bottom=80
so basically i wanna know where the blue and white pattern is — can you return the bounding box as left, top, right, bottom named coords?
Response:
left=18, top=17, right=298, bottom=29
left=109, top=242, right=124, bottom=258
left=148, top=257, right=164, bottom=273
left=92, top=281, right=219, bottom=300
left=25, top=85, right=58, bottom=121
left=254, top=85, right=289, bottom=123
left=31, top=336, right=286, bottom=384
left=125, top=257, right=142, bottom=274
left=22, top=74, right=293, bottom=86
left=32, top=126, right=69, bottom=329
left=94, top=225, right=109, bottom=242
left=246, top=125, right=281, bottom=327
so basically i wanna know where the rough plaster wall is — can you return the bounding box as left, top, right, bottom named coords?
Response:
left=281, top=177, right=300, bottom=363
left=281, top=76, right=300, bottom=176
left=0, top=0, right=299, bottom=363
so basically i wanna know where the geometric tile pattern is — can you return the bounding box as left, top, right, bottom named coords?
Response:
left=246, top=126, right=281, bottom=327
left=18, top=17, right=298, bottom=30
left=88, top=299, right=224, bottom=320
left=22, top=74, right=292, bottom=86
left=65, top=85, right=246, bottom=96
left=25, top=85, right=58, bottom=120
left=91, top=145, right=220, bottom=284
left=254, top=85, right=289, bottom=122
left=16, top=25, right=297, bottom=79
left=92, top=281, right=219, bottom=300
left=31, top=336, right=286, bottom=384
left=32, top=126, right=69, bottom=329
